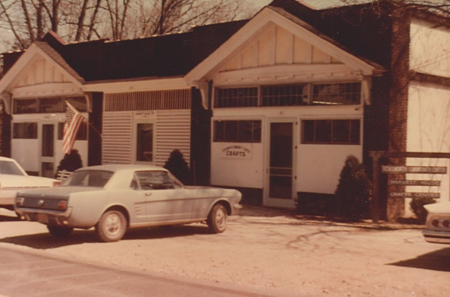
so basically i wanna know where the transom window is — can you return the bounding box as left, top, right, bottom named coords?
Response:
left=262, top=85, right=307, bottom=106
left=13, top=97, right=87, bottom=114
left=215, top=82, right=361, bottom=108
left=312, top=83, right=361, bottom=105
left=214, top=120, right=261, bottom=143
left=302, top=120, right=360, bottom=145
left=215, top=88, right=258, bottom=108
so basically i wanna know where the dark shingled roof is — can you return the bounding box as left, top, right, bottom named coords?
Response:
left=46, top=20, right=247, bottom=82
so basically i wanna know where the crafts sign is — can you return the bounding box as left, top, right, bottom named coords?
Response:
left=222, top=146, right=251, bottom=160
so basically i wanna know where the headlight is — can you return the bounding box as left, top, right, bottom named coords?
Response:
left=15, top=197, right=24, bottom=207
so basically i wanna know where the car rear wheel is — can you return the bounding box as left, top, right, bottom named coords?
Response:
left=207, top=204, right=228, bottom=234
left=47, top=225, right=74, bottom=237
left=96, top=210, right=127, bottom=242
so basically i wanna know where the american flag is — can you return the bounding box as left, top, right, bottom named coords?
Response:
left=63, top=101, right=84, bottom=154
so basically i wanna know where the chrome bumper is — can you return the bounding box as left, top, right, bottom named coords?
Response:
left=423, top=230, right=450, bottom=244
left=15, top=207, right=73, bottom=226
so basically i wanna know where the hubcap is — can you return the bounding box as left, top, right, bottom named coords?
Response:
left=215, top=208, right=226, bottom=230
left=105, top=213, right=121, bottom=235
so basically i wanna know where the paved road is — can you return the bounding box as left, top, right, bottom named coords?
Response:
left=0, top=246, right=278, bottom=297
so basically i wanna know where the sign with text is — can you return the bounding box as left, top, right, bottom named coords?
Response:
left=389, top=192, right=440, bottom=198
left=382, top=166, right=447, bottom=174
left=388, top=180, right=441, bottom=186
left=221, top=145, right=251, bottom=160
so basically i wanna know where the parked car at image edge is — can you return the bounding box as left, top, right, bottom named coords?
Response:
left=0, top=156, right=60, bottom=210
left=423, top=202, right=450, bottom=244
left=14, top=164, right=242, bottom=242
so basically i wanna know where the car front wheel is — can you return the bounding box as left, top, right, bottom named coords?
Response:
left=207, top=204, right=228, bottom=234
left=47, top=225, right=74, bottom=237
left=96, top=210, right=127, bottom=242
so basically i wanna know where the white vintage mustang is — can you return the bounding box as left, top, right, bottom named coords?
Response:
left=0, top=157, right=60, bottom=210
left=15, top=164, right=242, bottom=242
left=423, top=202, right=450, bottom=244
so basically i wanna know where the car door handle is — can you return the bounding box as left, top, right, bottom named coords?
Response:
left=145, top=192, right=152, bottom=197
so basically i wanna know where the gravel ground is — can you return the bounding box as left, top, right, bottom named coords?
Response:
left=1, top=207, right=449, bottom=297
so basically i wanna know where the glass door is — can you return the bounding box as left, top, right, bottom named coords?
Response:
left=41, top=123, right=55, bottom=178
left=265, top=119, right=296, bottom=208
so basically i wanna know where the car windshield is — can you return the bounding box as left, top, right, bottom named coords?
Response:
left=62, top=170, right=113, bottom=187
left=0, top=160, right=26, bottom=176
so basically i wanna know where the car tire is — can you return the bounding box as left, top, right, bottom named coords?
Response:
left=47, top=225, right=74, bottom=237
left=96, top=210, right=127, bottom=242
left=207, top=204, right=228, bottom=234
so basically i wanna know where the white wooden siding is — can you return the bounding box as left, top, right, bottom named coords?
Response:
left=102, top=112, right=133, bottom=164
left=155, top=110, right=191, bottom=167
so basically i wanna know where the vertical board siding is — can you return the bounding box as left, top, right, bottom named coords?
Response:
left=155, top=110, right=191, bottom=167
left=103, top=90, right=191, bottom=166
left=102, top=112, right=133, bottom=164
left=105, top=90, right=191, bottom=111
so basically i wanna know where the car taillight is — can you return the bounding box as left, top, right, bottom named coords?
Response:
left=15, top=197, right=24, bottom=207
left=53, top=181, right=61, bottom=187
left=432, top=220, right=439, bottom=227
left=443, top=220, right=450, bottom=228
left=58, top=200, right=67, bottom=210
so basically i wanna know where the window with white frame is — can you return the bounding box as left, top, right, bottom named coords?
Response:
left=302, top=119, right=360, bottom=145
left=312, top=83, right=361, bottom=105
left=213, top=120, right=261, bottom=143
left=215, top=82, right=361, bottom=108
left=13, top=123, right=38, bottom=139
left=13, top=97, right=87, bottom=114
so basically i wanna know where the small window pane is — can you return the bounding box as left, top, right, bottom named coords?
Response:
left=350, top=120, right=361, bottom=144
left=136, top=124, right=153, bottom=162
left=214, top=121, right=225, bottom=142
left=315, top=121, right=332, bottom=143
left=252, top=121, right=262, bottom=143
left=224, top=121, right=238, bottom=142
left=303, top=121, right=315, bottom=143
left=238, top=121, right=253, bottom=142
left=333, top=120, right=350, bottom=143
left=13, top=123, right=37, bottom=139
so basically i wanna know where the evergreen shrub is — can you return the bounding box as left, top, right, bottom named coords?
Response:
left=335, top=155, right=372, bottom=221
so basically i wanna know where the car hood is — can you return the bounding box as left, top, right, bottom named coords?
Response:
left=0, top=174, right=58, bottom=189
left=18, top=186, right=104, bottom=199
left=424, top=202, right=450, bottom=214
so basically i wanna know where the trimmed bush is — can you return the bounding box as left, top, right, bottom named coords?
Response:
left=164, top=149, right=191, bottom=185
left=55, top=149, right=83, bottom=177
left=335, top=155, right=372, bottom=221
left=410, top=197, right=435, bottom=224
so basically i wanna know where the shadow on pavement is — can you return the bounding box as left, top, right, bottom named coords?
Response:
left=0, top=224, right=211, bottom=249
left=388, top=247, right=450, bottom=272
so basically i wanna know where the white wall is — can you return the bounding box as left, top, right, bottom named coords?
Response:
left=211, top=105, right=364, bottom=195
left=410, top=19, right=450, bottom=78
left=407, top=82, right=450, bottom=203
left=297, top=145, right=362, bottom=194
left=11, top=113, right=88, bottom=175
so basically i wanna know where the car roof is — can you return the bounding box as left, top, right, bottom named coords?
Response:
left=76, top=164, right=169, bottom=173
left=0, top=156, right=15, bottom=162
